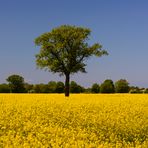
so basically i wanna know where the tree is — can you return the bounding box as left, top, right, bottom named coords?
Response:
left=100, top=79, right=115, bottom=93
left=6, top=74, right=25, bottom=93
left=0, top=84, right=10, bottom=93
left=24, top=83, right=34, bottom=93
left=33, top=84, right=49, bottom=93
left=35, top=25, right=108, bottom=96
left=115, top=79, right=129, bottom=93
left=70, top=81, right=82, bottom=93
left=55, top=81, right=64, bottom=93
left=33, top=84, right=41, bottom=93
left=48, top=81, right=57, bottom=93
left=78, top=85, right=85, bottom=93
left=85, top=87, right=91, bottom=93
left=91, top=83, right=100, bottom=93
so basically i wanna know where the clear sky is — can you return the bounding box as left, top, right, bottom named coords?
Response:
left=0, top=0, right=148, bottom=87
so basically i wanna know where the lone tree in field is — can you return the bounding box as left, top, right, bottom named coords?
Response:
left=35, top=25, right=108, bottom=97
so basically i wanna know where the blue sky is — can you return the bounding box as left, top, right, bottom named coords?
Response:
left=0, top=0, right=148, bottom=87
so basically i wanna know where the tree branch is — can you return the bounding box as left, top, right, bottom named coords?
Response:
left=50, top=50, right=68, bottom=74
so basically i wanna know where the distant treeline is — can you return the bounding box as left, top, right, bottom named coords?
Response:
left=0, top=74, right=148, bottom=94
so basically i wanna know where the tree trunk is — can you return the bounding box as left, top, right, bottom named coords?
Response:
left=65, top=74, right=70, bottom=97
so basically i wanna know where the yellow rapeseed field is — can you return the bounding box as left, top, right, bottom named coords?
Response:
left=0, top=94, right=147, bottom=148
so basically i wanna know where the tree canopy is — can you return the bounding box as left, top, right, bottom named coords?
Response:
left=100, top=79, right=115, bottom=93
left=115, top=79, right=129, bottom=93
left=91, top=83, right=100, bottom=93
left=6, top=74, right=25, bottom=93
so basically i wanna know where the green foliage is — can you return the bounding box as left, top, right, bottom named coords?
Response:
left=6, top=74, right=25, bottom=93
left=55, top=81, right=64, bottom=93
left=33, top=84, right=49, bottom=93
left=24, top=83, right=34, bottom=93
left=91, top=83, right=100, bottom=93
left=100, top=79, right=115, bottom=93
left=85, top=88, right=91, bottom=93
left=115, top=79, right=129, bottom=93
left=0, top=84, right=10, bottom=93
left=35, top=25, right=108, bottom=96
left=35, top=25, right=108, bottom=75
left=70, top=81, right=83, bottom=93
left=22, top=81, right=65, bottom=93
left=48, top=81, right=57, bottom=93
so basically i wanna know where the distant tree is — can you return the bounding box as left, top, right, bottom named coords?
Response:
left=6, top=74, right=25, bottom=93
left=79, top=86, right=85, bottom=93
left=33, top=84, right=40, bottom=93
left=48, top=81, right=57, bottom=93
left=33, top=84, right=49, bottom=93
left=115, top=79, right=129, bottom=93
left=24, top=83, right=34, bottom=93
left=100, top=79, right=115, bottom=93
left=35, top=25, right=108, bottom=96
left=0, top=84, right=10, bottom=93
left=55, top=81, right=64, bottom=93
left=41, top=84, right=49, bottom=93
left=91, top=83, right=100, bottom=93
left=70, top=81, right=82, bottom=93
left=85, top=88, right=91, bottom=93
